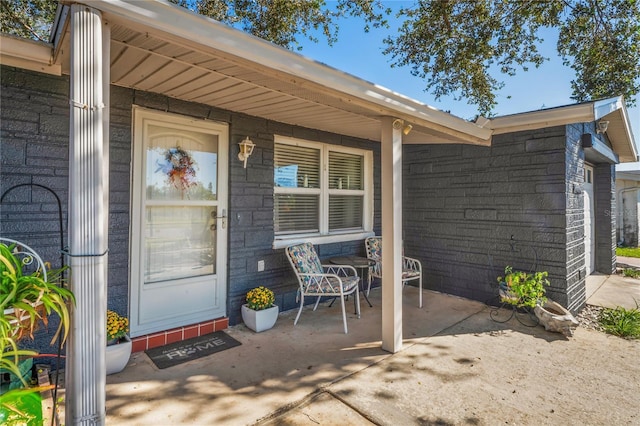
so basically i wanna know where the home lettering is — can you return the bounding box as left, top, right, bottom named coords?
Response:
left=163, top=337, right=227, bottom=360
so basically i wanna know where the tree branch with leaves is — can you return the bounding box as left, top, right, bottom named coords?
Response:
left=383, top=0, right=638, bottom=116
left=2, top=0, right=638, bottom=116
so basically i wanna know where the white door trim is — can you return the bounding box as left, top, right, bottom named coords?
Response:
left=129, top=106, right=228, bottom=337
left=584, top=164, right=595, bottom=275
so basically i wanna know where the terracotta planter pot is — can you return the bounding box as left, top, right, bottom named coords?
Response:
left=106, top=335, right=132, bottom=375
left=241, top=304, right=279, bottom=332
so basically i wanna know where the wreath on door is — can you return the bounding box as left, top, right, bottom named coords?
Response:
left=159, top=146, right=197, bottom=191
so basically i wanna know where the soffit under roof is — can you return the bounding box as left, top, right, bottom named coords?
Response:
left=8, top=1, right=635, bottom=160
left=602, top=108, right=637, bottom=163
left=53, top=5, right=489, bottom=146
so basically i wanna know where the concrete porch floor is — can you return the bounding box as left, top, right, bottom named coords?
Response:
left=104, top=287, right=484, bottom=425
left=97, top=275, right=640, bottom=425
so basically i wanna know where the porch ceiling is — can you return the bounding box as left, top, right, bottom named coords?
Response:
left=52, top=1, right=491, bottom=146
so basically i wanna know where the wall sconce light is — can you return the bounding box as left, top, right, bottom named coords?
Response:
left=596, top=120, right=609, bottom=134
left=238, top=136, right=255, bottom=168
left=392, top=119, right=413, bottom=135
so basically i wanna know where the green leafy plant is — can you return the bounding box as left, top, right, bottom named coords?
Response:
left=1, top=243, right=74, bottom=345
left=245, top=286, right=275, bottom=311
left=497, top=266, right=549, bottom=308
left=0, top=242, right=75, bottom=423
left=622, top=268, right=640, bottom=279
left=599, top=303, right=640, bottom=339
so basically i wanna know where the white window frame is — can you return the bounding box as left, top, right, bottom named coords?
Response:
left=273, top=135, right=374, bottom=249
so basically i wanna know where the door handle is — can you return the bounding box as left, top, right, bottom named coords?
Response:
left=211, top=209, right=227, bottom=230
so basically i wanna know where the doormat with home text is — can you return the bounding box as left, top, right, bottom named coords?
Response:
left=146, top=331, right=241, bottom=369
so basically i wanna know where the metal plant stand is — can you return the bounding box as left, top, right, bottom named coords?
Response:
left=1, top=183, right=66, bottom=426
left=489, top=303, right=540, bottom=327
left=487, top=236, right=540, bottom=327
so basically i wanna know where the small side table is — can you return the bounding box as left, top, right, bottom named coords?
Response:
left=327, top=255, right=374, bottom=308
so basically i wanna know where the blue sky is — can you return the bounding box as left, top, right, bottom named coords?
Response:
left=296, top=2, right=640, bottom=170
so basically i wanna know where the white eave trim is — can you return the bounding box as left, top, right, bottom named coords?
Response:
left=0, top=34, right=60, bottom=75
left=485, top=96, right=638, bottom=163
left=616, top=171, right=640, bottom=182
left=487, top=103, right=595, bottom=135
left=80, top=0, right=491, bottom=144
left=613, top=102, right=639, bottom=162
left=486, top=96, right=627, bottom=134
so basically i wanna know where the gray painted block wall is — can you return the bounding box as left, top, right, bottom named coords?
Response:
left=402, top=124, right=615, bottom=312
left=2, top=66, right=617, bottom=333
left=565, top=123, right=617, bottom=308
left=1, top=67, right=71, bottom=356
left=1, top=66, right=381, bottom=331
left=594, top=163, right=617, bottom=274
left=565, top=123, right=587, bottom=310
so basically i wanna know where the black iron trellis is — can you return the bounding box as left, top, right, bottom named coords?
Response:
left=486, top=235, right=540, bottom=327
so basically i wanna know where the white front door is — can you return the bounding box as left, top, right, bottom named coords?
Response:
left=584, top=165, right=595, bottom=275
left=130, top=107, right=228, bottom=337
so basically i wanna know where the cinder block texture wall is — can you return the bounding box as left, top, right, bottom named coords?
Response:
left=1, top=66, right=381, bottom=329
left=565, top=123, right=587, bottom=310
left=1, top=66, right=71, bottom=356
left=402, top=124, right=614, bottom=312
left=594, top=163, right=616, bottom=274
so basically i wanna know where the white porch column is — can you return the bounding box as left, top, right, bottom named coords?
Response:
left=380, top=117, right=403, bottom=353
left=66, top=4, right=109, bottom=425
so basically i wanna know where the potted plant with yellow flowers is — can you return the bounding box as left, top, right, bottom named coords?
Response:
left=240, top=286, right=278, bottom=332
left=105, top=310, right=130, bottom=375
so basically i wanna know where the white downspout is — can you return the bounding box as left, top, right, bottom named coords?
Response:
left=381, top=117, right=403, bottom=353
left=617, top=186, right=638, bottom=245
left=66, top=4, right=109, bottom=425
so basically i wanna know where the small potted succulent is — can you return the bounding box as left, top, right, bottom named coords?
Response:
left=497, top=266, right=549, bottom=308
left=105, top=310, right=131, bottom=375
left=241, top=286, right=278, bottom=332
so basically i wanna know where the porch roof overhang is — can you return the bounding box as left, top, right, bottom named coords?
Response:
left=11, top=0, right=488, bottom=147
left=0, top=33, right=61, bottom=75
left=484, top=97, right=638, bottom=163
left=616, top=170, right=640, bottom=182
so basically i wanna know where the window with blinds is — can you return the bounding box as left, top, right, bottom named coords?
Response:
left=273, top=136, right=371, bottom=241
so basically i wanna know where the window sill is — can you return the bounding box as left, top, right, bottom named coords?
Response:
left=273, top=231, right=375, bottom=250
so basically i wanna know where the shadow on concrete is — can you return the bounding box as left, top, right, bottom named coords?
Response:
left=102, top=285, right=589, bottom=424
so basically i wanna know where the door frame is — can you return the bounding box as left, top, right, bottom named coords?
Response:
left=584, top=164, right=595, bottom=275
left=129, top=106, right=229, bottom=337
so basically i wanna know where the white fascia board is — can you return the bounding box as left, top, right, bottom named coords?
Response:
left=616, top=171, right=640, bottom=181
left=593, top=96, right=625, bottom=121
left=0, top=34, right=61, bottom=75
left=610, top=100, right=638, bottom=162
left=488, top=103, right=595, bottom=135
left=595, top=97, right=637, bottom=162
left=488, top=96, right=638, bottom=162
left=488, top=96, right=626, bottom=135
left=84, top=0, right=490, bottom=143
